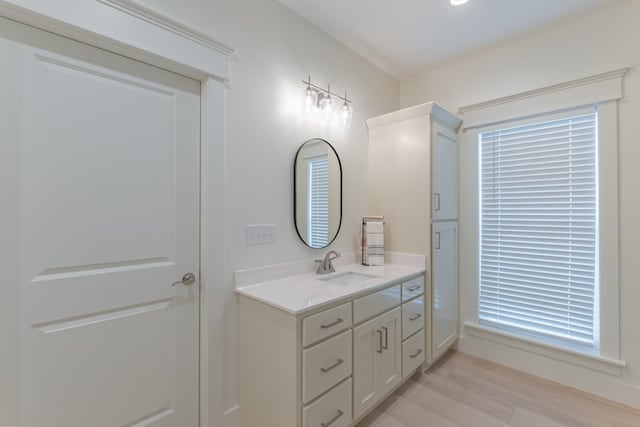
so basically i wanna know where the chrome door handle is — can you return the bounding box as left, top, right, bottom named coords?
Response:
left=434, top=193, right=441, bottom=211
left=410, top=349, right=423, bottom=359
left=382, top=326, right=388, bottom=350
left=321, top=318, right=344, bottom=329
left=320, top=358, right=344, bottom=373
left=409, top=313, right=422, bottom=321
left=408, top=285, right=421, bottom=292
left=377, top=330, right=383, bottom=354
left=171, top=272, right=196, bottom=287
left=435, top=232, right=441, bottom=250
left=321, top=410, right=344, bottom=427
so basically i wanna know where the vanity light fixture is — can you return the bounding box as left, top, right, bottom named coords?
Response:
left=450, top=0, right=470, bottom=5
left=302, top=76, right=353, bottom=127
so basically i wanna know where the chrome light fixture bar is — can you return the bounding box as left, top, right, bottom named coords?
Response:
left=303, top=76, right=353, bottom=127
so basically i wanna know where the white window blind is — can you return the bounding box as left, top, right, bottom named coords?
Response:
left=479, top=109, right=598, bottom=347
left=308, top=155, right=329, bottom=247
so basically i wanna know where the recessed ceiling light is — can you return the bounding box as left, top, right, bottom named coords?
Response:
left=451, top=0, right=470, bottom=5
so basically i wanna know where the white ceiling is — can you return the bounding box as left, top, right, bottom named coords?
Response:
left=277, top=0, right=622, bottom=79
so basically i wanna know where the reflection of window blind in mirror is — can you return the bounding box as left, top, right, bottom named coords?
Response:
left=308, top=155, right=329, bottom=248
left=479, top=109, right=597, bottom=348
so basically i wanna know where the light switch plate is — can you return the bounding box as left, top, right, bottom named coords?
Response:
left=246, top=224, right=275, bottom=246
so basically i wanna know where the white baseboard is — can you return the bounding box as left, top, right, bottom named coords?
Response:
left=223, top=404, right=240, bottom=427
left=458, top=334, right=640, bottom=410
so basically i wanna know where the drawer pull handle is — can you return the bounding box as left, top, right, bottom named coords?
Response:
left=410, top=349, right=423, bottom=359
left=407, top=285, right=421, bottom=292
left=382, top=326, right=389, bottom=350
left=409, top=313, right=422, bottom=321
left=377, top=329, right=383, bottom=354
left=320, top=358, right=344, bottom=373
left=321, top=409, right=344, bottom=427
left=320, top=318, right=344, bottom=329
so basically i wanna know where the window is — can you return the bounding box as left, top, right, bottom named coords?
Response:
left=478, top=108, right=598, bottom=348
left=308, top=155, right=329, bottom=247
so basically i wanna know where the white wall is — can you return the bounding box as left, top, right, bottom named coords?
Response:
left=401, top=0, right=640, bottom=408
left=128, top=0, right=399, bottom=424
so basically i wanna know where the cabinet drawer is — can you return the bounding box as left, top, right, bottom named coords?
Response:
left=402, top=276, right=424, bottom=301
left=303, top=302, right=352, bottom=347
left=302, top=330, right=352, bottom=404
left=402, top=329, right=425, bottom=378
left=303, top=378, right=352, bottom=427
left=353, top=285, right=401, bottom=324
left=402, top=296, right=425, bottom=340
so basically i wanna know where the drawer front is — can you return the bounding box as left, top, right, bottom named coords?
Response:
left=302, top=330, right=352, bottom=404
left=402, top=296, right=425, bottom=340
left=303, top=302, right=352, bottom=347
left=402, top=276, right=424, bottom=301
left=303, top=378, right=352, bottom=427
left=353, top=285, right=401, bottom=324
left=402, top=329, right=425, bottom=378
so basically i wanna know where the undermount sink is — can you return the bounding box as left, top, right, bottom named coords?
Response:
left=319, top=271, right=378, bottom=286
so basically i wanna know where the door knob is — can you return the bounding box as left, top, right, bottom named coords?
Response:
left=171, top=272, right=196, bottom=287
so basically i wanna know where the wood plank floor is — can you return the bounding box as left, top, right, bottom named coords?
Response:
left=356, top=351, right=640, bottom=427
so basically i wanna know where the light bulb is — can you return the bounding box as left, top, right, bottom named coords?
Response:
left=321, top=94, right=333, bottom=113
left=319, top=86, right=333, bottom=120
left=304, top=85, right=315, bottom=107
left=450, top=0, right=469, bottom=5
left=341, top=97, right=353, bottom=128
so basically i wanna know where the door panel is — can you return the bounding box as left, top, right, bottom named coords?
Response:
left=376, top=307, right=402, bottom=396
left=352, top=316, right=378, bottom=420
left=0, top=17, right=200, bottom=427
left=432, top=121, right=458, bottom=220
left=432, top=222, right=459, bottom=361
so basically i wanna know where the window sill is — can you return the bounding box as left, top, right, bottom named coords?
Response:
left=463, top=322, right=626, bottom=376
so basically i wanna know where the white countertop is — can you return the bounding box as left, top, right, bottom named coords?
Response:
left=235, top=263, right=426, bottom=315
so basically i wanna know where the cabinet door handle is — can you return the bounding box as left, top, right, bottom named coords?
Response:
left=435, top=231, right=441, bottom=250
left=377, top=329, right=383, bottom=354
left=410, top=349, right=423, bottom=359
left=434, top=193, right=441, bottom=211
left=407, top=285, right=421, bottom=292
left=320, top=318, right=344, bottom=329
left=321, top=410, right=344, bottom=427
left=409, top=313, right=422, bottom=321
left=320, top=358, right=344, bottom=373
left=382, top=326, right=389, bottom=350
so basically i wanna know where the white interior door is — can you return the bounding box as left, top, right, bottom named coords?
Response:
left=0, top=17, right=200, bottom=427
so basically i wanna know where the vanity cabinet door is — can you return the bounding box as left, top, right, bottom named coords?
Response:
left=432, top=121, right=458, bottom=221
left=353, top=307, right=402, bottom=420
left=432, top=221, right=458, bottom=362
left=376, top=307, right=402, bottom=397
left=353, top=316, right=378, bottom=420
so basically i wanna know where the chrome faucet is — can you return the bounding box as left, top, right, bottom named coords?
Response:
left=315, top=250, right=341, bottom=274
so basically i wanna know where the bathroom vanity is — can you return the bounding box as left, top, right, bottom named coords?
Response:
left=236, top=263, right=426, bottom=427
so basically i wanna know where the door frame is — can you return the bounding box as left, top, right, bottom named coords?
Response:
left=0, top=1, right=231, bottom=426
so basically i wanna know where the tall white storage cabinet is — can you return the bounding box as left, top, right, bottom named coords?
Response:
left=367, top=102, right=461, bottom=366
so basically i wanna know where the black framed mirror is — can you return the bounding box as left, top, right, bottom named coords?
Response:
left=294, top=138, right=342, bottom=248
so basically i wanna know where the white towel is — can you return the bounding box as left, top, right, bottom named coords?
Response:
left=362, top=218, right=384, bottom=266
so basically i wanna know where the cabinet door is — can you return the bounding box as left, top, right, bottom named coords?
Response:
left=432, top=121, right=458, bottom=220
left=432, top=222, right=458, bottom=361
left=376, top=307, right=402, bottom=397
left=353, top=316, right=380, bottom=420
